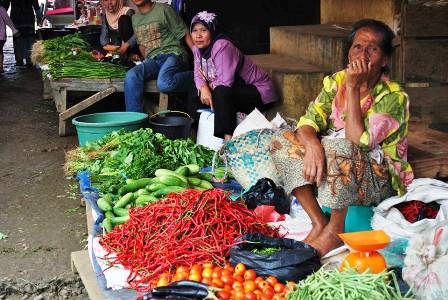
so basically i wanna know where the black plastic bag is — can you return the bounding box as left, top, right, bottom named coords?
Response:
left=229, top=233, right=321, bottom=282
left=244, top=178, right=290, bottom=214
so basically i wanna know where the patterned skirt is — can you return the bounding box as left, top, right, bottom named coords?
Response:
left=270, top=131, right=395, bottom=209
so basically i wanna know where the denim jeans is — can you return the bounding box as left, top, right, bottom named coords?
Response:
left=124, top=53, right=193, bottom=112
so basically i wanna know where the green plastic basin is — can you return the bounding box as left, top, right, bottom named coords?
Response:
left=72, top=112, right=148, bottom=146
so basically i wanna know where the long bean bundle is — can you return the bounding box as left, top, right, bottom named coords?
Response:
left=49, top=60, right=127, bottom=79
left=99, top=189, right=281, bottom=291
left=287, top=266, right=414, bottom=300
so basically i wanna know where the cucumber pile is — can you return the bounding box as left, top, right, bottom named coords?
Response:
left=97, top=164, right=216, bottom=232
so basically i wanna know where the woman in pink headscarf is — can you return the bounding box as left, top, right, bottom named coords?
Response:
left=100, top=0, right=138, bottom=57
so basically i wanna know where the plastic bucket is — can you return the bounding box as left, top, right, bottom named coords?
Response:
left=72, top=112, right=148, bottom=146
left=148, top=110, right=193, bottom=140
left=322, top=205, right=373, bottom=233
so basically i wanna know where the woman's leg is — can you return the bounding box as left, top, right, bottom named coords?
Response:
left=308, top=208, right=346, bottom=257
left=212, top=84, right=264, bottom=139
left=292, top=185, right=327, bottom=243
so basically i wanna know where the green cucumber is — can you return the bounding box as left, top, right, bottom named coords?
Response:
left=126, top=178, right=135, bottom=184
left=111, top=215, right=130, bottom=225
left=118, top=178, right=153, bottom=195
left=103, top=193, right=114, bottom=203
left=103, top=218, right=113, bottom=233
left=135, top=195, right=159, bottom=206
left=187, top=177, right=201, bottom=186
left=152, top=186, right=185, bottom=198
left=113, top=192, right=134, bottom=209
left=148, top=182, right=168, bottom=191
left=200, top=173, right=213, bottom=182
left=175, top=166, right=190, bottom=176
left=185, top=164, right=200, bottom=175
left=97, top=198, right=112, bottom=212
left=199, top=180, right=214, bottom=190
left=105, top=211, right=115, bottom=219
left=113, top=207, right=129, bottom=217
left=137, top=188, right=151, bottom=196
left=159, top=175, right=187, bottom=187
left=154, top=169, right=188, bottom=185
left=193, top=186, right=207, bottom=191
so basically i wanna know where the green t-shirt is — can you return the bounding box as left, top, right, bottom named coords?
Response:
left=132, top=2, right=188, bottom=59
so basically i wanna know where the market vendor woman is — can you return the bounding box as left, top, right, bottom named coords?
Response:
left=100, top=0, right=138, bottom=57
left=270, top=19, right=413, bottom=256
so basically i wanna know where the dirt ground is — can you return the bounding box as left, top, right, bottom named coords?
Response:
left=0, top=39, right=89, bottom=299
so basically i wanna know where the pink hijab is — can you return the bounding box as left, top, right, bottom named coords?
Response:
left=104, top=0, right=130, bottom=30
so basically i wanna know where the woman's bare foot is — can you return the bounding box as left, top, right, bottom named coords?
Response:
left=306, top=225, right=344, bottom=257
left=303, top=219, right=327, bottom=244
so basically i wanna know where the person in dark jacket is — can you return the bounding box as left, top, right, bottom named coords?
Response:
left=1, top=0, right=41, bottom=66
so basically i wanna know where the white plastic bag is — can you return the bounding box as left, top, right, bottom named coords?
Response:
left=403, top=221, right=448, bottom=299
left=371, top=178, right=448, bottom=239
left=232, top=108, right=273, bottom=138
left=196, top=110, right=224, bottom=151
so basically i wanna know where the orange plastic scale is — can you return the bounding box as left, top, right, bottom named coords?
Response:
left=338, top=230, right=390, bottom=274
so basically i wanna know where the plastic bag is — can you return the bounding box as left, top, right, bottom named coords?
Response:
left=403, top=221, right=448, bottom=300
left=244, top=178, right=290, bottom=214
left=229, top=233, right=321, bottom=282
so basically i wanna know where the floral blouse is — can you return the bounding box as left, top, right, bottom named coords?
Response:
left=297, top=70, right=413, bottom=196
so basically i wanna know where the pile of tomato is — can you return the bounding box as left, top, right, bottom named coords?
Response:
left=155, top=262, right=293, bottom=300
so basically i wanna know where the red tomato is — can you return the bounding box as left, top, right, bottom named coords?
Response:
left=257, top=280, right=269, bottom=290
left=225, top=262, right=234, bottom=273
left=212, top=278, right=225, bottom=288
left=156, top=277, right=170, bottom=287
left=244, top=280, right=257, bottom=293
left=273, top=283, right=285, bottom=294
left=176, top=266, right=189, bottom=274
left=223, top=285, right=233, bottom=292
left=221, top=275, right=234, bottom=286
left=191, top=264, right=203, bottom=274
left=234, top=263, right=247, bottom=276
left=260, top=294, right=272, bottom=300
left=244, top=292, right=257, bottom=300
left=202, top=278, right=212, bottom=285
left=232, top=281, right=244, bottom=290
left=253, top=289, right=263, bottom=300
left=213, top=267, right=223, bottom=279
left=203, top=262, right=214, bottom=269
left=217, top=290, right=231, bottom=300
left=234, top=290, right=245, bottom=300
left=202, top=267, right=213, bottom=279
left=244, top=269, right=257, bottom=281
left=254, top=277, right=264, bottom=286
left=222, top=269, right=233, bottom=278
left=265, top=276, right=278, bottom=287
left=188, top=272, right=201, bottom=282
left=262, top=287, right=275, bottom=299
left=233, top=274, right=244, bottom=282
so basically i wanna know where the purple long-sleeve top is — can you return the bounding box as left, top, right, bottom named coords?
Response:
left=193, top=39, right=278, bottom=104
left=0, top=6, right=18, bottom=41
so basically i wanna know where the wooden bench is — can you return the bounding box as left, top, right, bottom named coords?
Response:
left=408, top=122, right=448, bottom=179
left=50, top=78, right=168, bottom=136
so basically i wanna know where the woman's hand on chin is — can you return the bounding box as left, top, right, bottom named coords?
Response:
left=345, top=59, right=371, bottom=89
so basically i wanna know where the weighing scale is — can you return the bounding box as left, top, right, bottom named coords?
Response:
left=338, top=230, right=391, bottom=273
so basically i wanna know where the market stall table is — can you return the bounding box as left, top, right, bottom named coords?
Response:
left=50, top=78, right=168, bottom=136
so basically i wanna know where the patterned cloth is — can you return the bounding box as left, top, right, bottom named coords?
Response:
left=131, top=2, right=188, bottom=59
left=297, top=70, right=413, bottom=196
left=270, top=131, right=395, bottom=209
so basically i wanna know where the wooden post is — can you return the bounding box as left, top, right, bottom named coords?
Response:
left=158, top=93, right=169, bottom=112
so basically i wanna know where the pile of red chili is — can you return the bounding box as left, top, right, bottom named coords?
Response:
left=99, top=189, right=281, bottom=291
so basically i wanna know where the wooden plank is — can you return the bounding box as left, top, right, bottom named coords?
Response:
left=60, top=87, right=116, bottom=121
left=403, top=39, right=448, bottom=83
left=407, top=86, right=448, bottom=125
left=320, top=0, right=397, bottom=31
left=408, top=123, right=448, bottom=178
left=71, top=251, right=106, bottom=300
left=403, top=1, right=448, bottom=38
left=52, top=78, right=159, bottom=93
left=158, top=93, right=169, bottom=112
left=85, top=200, right=94, bottom=236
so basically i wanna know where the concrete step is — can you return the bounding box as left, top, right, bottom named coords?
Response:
left=270, top=24, right=351, bottom=73
left=249, top=54, right=331, bottom=119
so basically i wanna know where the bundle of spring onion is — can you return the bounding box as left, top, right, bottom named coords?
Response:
left=286, top=266, right=414, bottom=300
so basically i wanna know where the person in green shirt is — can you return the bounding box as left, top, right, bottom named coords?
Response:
left=124, top=0, right=194, bottom=112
